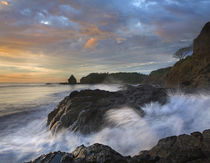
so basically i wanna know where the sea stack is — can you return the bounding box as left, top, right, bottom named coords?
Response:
left=68, top=75, right=77, bottom=84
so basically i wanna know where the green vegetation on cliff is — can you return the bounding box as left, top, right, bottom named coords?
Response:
left=148, top=67, right=171, bottom=85
left=80, top=72, right=147, bottom=84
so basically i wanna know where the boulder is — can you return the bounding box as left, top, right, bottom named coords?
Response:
left=71, top=143, right=128, bottom=163
left=28, top=143, right=128, bottom=163
left=47, top=84, right=168, bottom=135
left=148, top=130, right=210, bottom=162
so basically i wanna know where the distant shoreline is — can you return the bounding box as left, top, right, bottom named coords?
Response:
left=45, top=82, right=143, bottom=85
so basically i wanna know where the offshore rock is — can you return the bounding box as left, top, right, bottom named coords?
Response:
left=68, top=75, right=77, bottom=84
left=47, top=84, right=168, bottom=135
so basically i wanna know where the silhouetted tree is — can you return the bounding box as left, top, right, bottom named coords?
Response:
left=173, top=45, right=193, bottom=60
left=68, top=75, right=77, bottom=84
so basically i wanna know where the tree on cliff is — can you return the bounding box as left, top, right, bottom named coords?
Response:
left=173, top=45, right=193, bottom=60
left=68, top=75, right=77, bottom=84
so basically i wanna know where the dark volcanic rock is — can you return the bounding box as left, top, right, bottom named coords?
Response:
left=29, top=130, right=210, bottom=163
left=47, top=84, right=168, bottom=135
left=28, top=143, right=128, bottom=163
left=28, top=151, right=74, bottom=163
left=71, top=143, right=128, bottom=163
left=147, top=130, right=210, bottom=163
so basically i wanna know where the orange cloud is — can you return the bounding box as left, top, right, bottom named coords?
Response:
left=84, top=38, right=98, bottom=48
left=1, top=1, right=8, bottom=6
left=80, top=23, right=115, bottom=39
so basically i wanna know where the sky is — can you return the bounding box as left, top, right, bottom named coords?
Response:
left=0, top=0, right=210, bottom=83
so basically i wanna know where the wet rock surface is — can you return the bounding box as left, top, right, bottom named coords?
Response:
left=28, top=144, right=128, bottom=163
left=28, top=129, right=210, bottom=163
left=47, top=84, right=168, bottom=135
left=147, top=129, right=210, bottom=163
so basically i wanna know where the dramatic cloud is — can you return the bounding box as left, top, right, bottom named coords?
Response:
left=0, top=1, right=8, bottom=6
left=84, top=38, right=98, bottom=49
left=0, top=0, right=210, bottom=82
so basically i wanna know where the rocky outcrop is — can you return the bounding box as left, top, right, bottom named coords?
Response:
left=28, top=144, right=129, bottom=163
left=194, top=22, right=210, bottom=57
left=28, top=129, right=210, bottom=163
left=47, top=85, right=168, bottom=135
left=68, top=75, right=77, bottom=84
left=164, top=22, right=210, bottom=88
left=148, top=130, right=210, bottom=162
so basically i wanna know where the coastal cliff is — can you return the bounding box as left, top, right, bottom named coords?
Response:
left=164, top=22, right=210, bottom=88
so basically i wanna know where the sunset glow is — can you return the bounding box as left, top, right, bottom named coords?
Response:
left=0, top=0, right=210, bottom=82
left=1, top=1, right=8, bottom=6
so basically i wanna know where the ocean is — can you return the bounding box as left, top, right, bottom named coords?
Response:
left=0, top=83, right=210, bottom=163
left=0, top=83, right=121, bottom=162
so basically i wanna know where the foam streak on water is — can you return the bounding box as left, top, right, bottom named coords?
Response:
left=0, top=85, right=210, bottom=163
